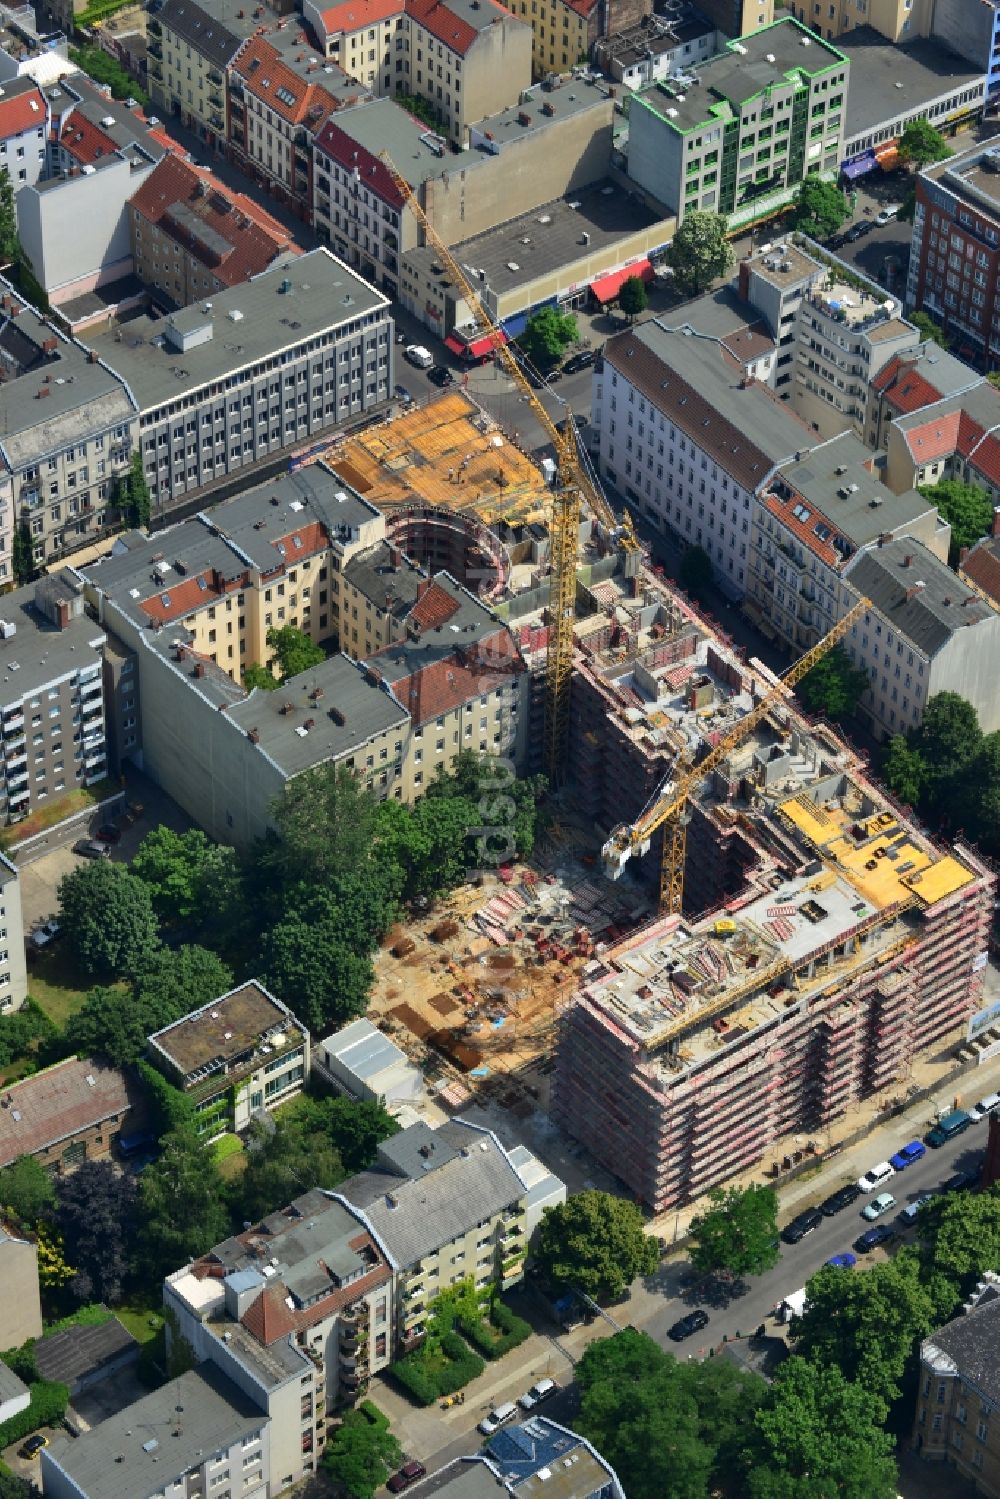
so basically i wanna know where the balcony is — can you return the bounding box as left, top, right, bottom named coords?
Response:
left=208, top=67, right=223, bottom=84
left=210, top=111, right=225, bottom=131
left=209, top=89, right=224, bottom=108
left=3, top=713, right=24, bottom=733
left=148, top=37, right=162, bottom=57
left=148, top=15, right=161, bottom=32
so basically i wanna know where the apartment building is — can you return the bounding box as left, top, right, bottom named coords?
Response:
left=697, top=0, right=773, bottom=38
left=907, top=138, right=1000, bottom=365
left=0, top=855, right=27, bottom=1014
left=79, top=249, right=392, bottom=517
left=0, top=573, right=108, bottom=825
left=302, top=0, right=404, bottom=86
left=0, top=1056, right=136, bottom=1173
left=746, top=430, right=949, bottom=648
left=129, top=153, right=299, bottom=308
left=883, top=382, right=1000, bottom=501
left=960, top=524, right=1000, bottom=608
left=0, top=10, right=71, bottom=90
left=147, top=0, right=265, bottom=144
left=336, top=1119, right=531, bottom=1353
left=590, top=319, right=816, bottom=598
left=593, top=13, right=718, bottom=91
left=866, top=343, right=984, bottom=451
left=626, top=19, right=848, bottom=230
left=0, top=1225, right=42, bottom=1348
left=147, top=981, right=310, bottom=1141
left=41, top=1365, right=271, bottom=1499
left=555, top=697, right=994, bottom=1208
left=912, top=1273, right=1000, bottom=1496
left=165, top=1189, right=394, bottom=1484
left=0, top=75, right=46, bottom=192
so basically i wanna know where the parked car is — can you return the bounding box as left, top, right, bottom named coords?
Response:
left=889, top=1140, right=926, bottom=1170
left=857, top=1161, right=895, bottom=1193
left=876, top=204, right=902, bottom=225
left=819, top=1183, right=862, bottom=1216
left=898, top=1192, right=935, bottom=1226
left=394, top=384, right=414, bottom=404
left=782, top=1207, right=823, bottom=1244
left=861, top=1191, right=896, bottom=1222
left=925, top=1109, right=972, bottom=1148
left=428, top=365, right=454, bottom=387
left=20, top=1435, right=48, bottom=1459
left=563, top=349, right=595, bottom=374
left=826, top=1252, right=858, bottom=1269
left=518, top=1378, right=558, bottom=1411
left=969, top=1092, right=1000, bottom=1122
left=73, top=838, right=110, bottom=860
left=846, top=222, right=867, bottom=242
left=667, top=1309, right=709, bottom=1342
left=855, top=1224, right=896, bottom=1253
left=387, top=1462, right=428, bottom=1494
left=404, top=344, right=434, bottom=369
left=29, top=919, right=61, bottom=952
left=479, top=1402, right=518, bottom=1436
left=96, top=823, right=122, bottom=844
left=942, top=1169, right=980, bottom=1194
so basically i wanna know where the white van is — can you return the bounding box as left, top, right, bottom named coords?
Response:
left=876, top=205, right=901, bottom=225
left=479, top=1401, right=517, bottom=1436
left=519, top=1378, right=557, bottom=1411
left=404, top=344, right=434, bottom=369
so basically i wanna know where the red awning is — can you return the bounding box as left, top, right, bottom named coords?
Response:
left=444, top=334, right=466, bottom=355
left=466, top=331, right=507, bottom=358
left=590, top=258, right=653, bottom=304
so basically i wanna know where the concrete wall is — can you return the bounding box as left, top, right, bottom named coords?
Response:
left=932, top=617, right=1000, bottom=733
left=17, top=156, right=155, bottom=299
left=626, top=99, right=684, bottom=215
left=455, top=18, right=533, bottom=140
left=0, top=1234, right=42, bottom=1347
left=932, top=0, right=995, bottom=71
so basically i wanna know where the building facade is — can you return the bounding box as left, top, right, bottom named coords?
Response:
left=912, top=1274, right=1000, bottom=1497
left=0, top=854, right=27, bottom=1014
left=0, top=1226, right=43, bottom=1348
left=147, top=0, right=259, bottom=145
left=0, top=75, right=47, bottom=192
left=626, top=20, right=848, bottom=229
left=147, top=981, right=311, bottom=1140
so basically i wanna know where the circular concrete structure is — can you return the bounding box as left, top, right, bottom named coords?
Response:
left=385, top=505, right=510, bottom=602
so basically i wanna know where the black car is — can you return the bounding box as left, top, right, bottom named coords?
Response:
left=393, top=384, right=413, bottom=404
left=668, top=1309, right=709, bottom=1342
left=854, top=1224, right=897, bottom=1253
left=828, top=233, right=847, bottom=250
left=846, top=222, right=867, bottom=242
left=782, top=1207, right=823, bottom=1245
left=73, top=838, right=110, bottom=860
left=820, top=1183, right=862, bottom=1217
left=428, top=366, right=454, bottom=387
left=942, top=1169, right=979, bottom=1194
left=563, top=349, right=595, bottom=374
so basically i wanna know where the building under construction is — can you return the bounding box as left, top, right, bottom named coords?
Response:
left=552, top=626, right=995, bottom=1212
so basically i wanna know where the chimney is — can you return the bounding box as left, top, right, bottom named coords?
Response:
left=902, top=553, right=913, bottom=567
left=247, top=727, right=260, bottom=743
left=42, top=337, right=57, bottom=354
left=389, top=544, right=401, bottom=569
left=416, top=579, right=430, bottom=600
left=88, top=350, right=98, bottom=364
left=904, top=583, right=925, bottom=601
left=993, top=505, right=1000, bottom=538
left=193, top=661, right=206, bottom=678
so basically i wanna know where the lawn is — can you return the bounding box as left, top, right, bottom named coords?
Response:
left=211, top=1133, right=245, bottom=1179
left=114, top=1301, right=163, bottom=1347
left=27, top=949, right=101, bottom=1029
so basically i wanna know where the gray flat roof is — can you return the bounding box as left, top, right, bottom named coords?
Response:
left=840, top=26, right=985, bottom=141
left=409, top=1462, right=507, bottom=1499
left=365, top=571, right=501, bottom=686
left=0, top=1358, right=28, bottom=1410
left=927, top=134, right=1000, bottom=215
left=345, top=541, right=425, bottom=620
left=775, top=431, right=938, bottom=555
left=34, top=1317, right=137, bottom=1387
left=409, top=178, right=663, bottom=305
left=82, top=249, right=389, bottom=414
left=599, top=12, right=714, bottom=66
left=469, top=74, right=611, bottom=147
left=149, top=980, right=298, bottom=1080
left=632, top=17, right=846, bottom=135
left=0, top=579, right=105, bottom=704
left=322, top=1017, right=408, bottom=1079
left=0, top=282, right=136, bottom=472
left=316, top=98, right=450, bottom=189
left=157, top=0, right=268, bottom=65
left=42, top=1364, right=266, bottom=1499
left=227, top=651, right=409, bottom=776
left=845, top=536, right=994, bottom=656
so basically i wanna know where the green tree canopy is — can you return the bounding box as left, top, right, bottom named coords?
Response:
left=11, top=517, right=33, bottom=587
left=131, top=826, right=242, bottom=930
left=748, top=1356, right=898, bottom=1499
left=919, top=477, right=994, bottom=562
left=322, top=1408, right=402, bottom=1499
left=792, top=177, right=849, bottom=240
left=133, top=945, right=234, bottom=1024
left=423, top=752, right=546, bottom=862
left=913, top=691, right=982, bottom=804
left=234, top=1114, right=344, bottom=1226
left=689, top=1184, right=780, bottom=1278
left=535, top=1190, right=659, bottom=1302
left=796, top=643, right=870, bottom=721
left=678, top=544, right=713, bottom=598
left=55, top=1160, right=137, bottom=1305
left=265, top=625, right=325, bottom=682
left=57, top=861, right=159, bottom=981
left=618, top=275, right=648, bottom=321
left=881, top=734, right=927, bottom=807
left=139, top=1129, right=230, bottom=1279
left=0, top=167, right=17, bottom=264
left=292, top=1094, right=399, bottom=1174
left=898, top=118, right=952, bottom=168
left=791, top=1253, right=934, bottom=1412
left=667, top=212, right=733, bottom=296
left=520, top=306, right=579, bottom=369
left=263, top=899, right=375, bottom=1033
left=65, top=985, right=155, bottom=1067
left=264, top=764, right=394, bottom=891
left=917, top=1186, right=1000, bottom=1321
left=910, top=311, right=947, bottom=347
left=0, top=1154, right=55, bottom=1224
left=243, top=661, right=279, bottom=691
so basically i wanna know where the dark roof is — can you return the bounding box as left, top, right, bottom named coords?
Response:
left=157, top=0, right=262, bottom=67
left=344, top=540, right=425, bottom=620
left=34, top=1317, right=137, bottom=1387
left=845, top=537, right=995, bottom=656
left=928, top=1289, right=1000, bottom=1406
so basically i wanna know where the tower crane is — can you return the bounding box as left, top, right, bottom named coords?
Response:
left=602, top=597, right=868, bottom=913
left=378, top=152, right=640, bottom=782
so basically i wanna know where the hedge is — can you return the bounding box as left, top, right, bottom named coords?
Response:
left=357, top=1400, right=390, bottom=1432
left=458, top=1300, right=532, bottom=1361
left=388, top=1332, right=485, bottom=1407
left=0, top=1380, right=69, bottom=1449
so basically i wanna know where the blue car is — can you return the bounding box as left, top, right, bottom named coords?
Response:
left=889, top=1140, right=926, bottom=1170
left=826, top=1253, right=858, bottom=1269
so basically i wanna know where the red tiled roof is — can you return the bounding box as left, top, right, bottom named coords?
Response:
left=242, top=1286, right=298, bottom=1345
left=0, top=84, right=46, bottom=141
left=404, top=0, right=509, bottom=55
left=965, top=430, right=1000, bottom=489
left=233, top=34, right=342, bottom=125
left=314, top=111, right=426, bottom=208
left=240, top=1260, right=391, bottom=1344
left=0, top=1057, right=133, bottom=1169
left=557, top=0, right=600, bottom=16
left=319, top=0, right=402, bottom=33
left=407, top=579, right=461, bottom=631
left=140, top=569, right=224, bottom=624
left=61, top=113, right=118, bottom=166
left=882, top=368, right=942, bottom=416
left=387, top=628, right=523, bottom=726
left=131, top=154, right=298, bottom=286
left=961, top=536, right=1000, bottom=603
left=904, top=410, right=961, bottom=466
left=272, top=519, right=330, bottom=562
left=148, top=127, right=190, bottom=157
left=761, top=491, right=840, bottom=568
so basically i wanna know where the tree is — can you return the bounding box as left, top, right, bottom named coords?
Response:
left=134, top=945, right=235, bottom=1029
left=667, top=212, right=733, bottom=296
left=689, top=1184, right=780, bottom=1278
left=990, top=371, right=1000, bottom=392
left=618, top=275, right=648, bottom=322
left=264, top=625, right=325, bottom=683
left=792, top=177, right=848, bottom=241
left=11, top=516, right=33, bottom=586
left=954, top=731, right=1000, bottom=855
left=123, top=451, right=151, bottom=530
left=322, top=1409, right=402, bottom=1499
left=300, top=1094, right=399, bottom=1175
left=919, top=477, right=993, bottom=562
left=0, top=167, right=17, bottom=265
left=263, top=903, right=374, bottom=1033
left=918, top=1186, right=1000, bottom=1321
left=235, top=1115, right=344, bottom=1226
left=131, top=826, right=241, bottom=930
left=913, top=691, right=982, bottom=807
left=678, top=544, right=713, bottom=598
left=747, top=1356, right=898, bottom=1499
left=65, top=984, right=155, bottom=1067
left=0, top=1154, right=55, bottom=1224
left=423, top=752, right=547, bottom=862
left=898, top=181, right=916, bottom=224
left=910, top=311, right=947, bottom=347
left=265, top=764, right=391, bottom=890
left=791, top=1254, right=934, bottom=1412
left=57, top=862, right=159, bottom=981
left=535, top=1190, right=658, bottom=1302
left=55, top=1160, right=137, bottom=1305
left=0, top=1472, right=35, bottom=1499
left=243, top=661, right=279, bottom=691
left=796, top=643, right=869, bottom=721
left=519, top=306, right=579, bottom=369
left=898, top=118, right=952, bottom=168
left=139, top=1129, right=230, bottom=1279
left=882, top=734, right=927, bottom=808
